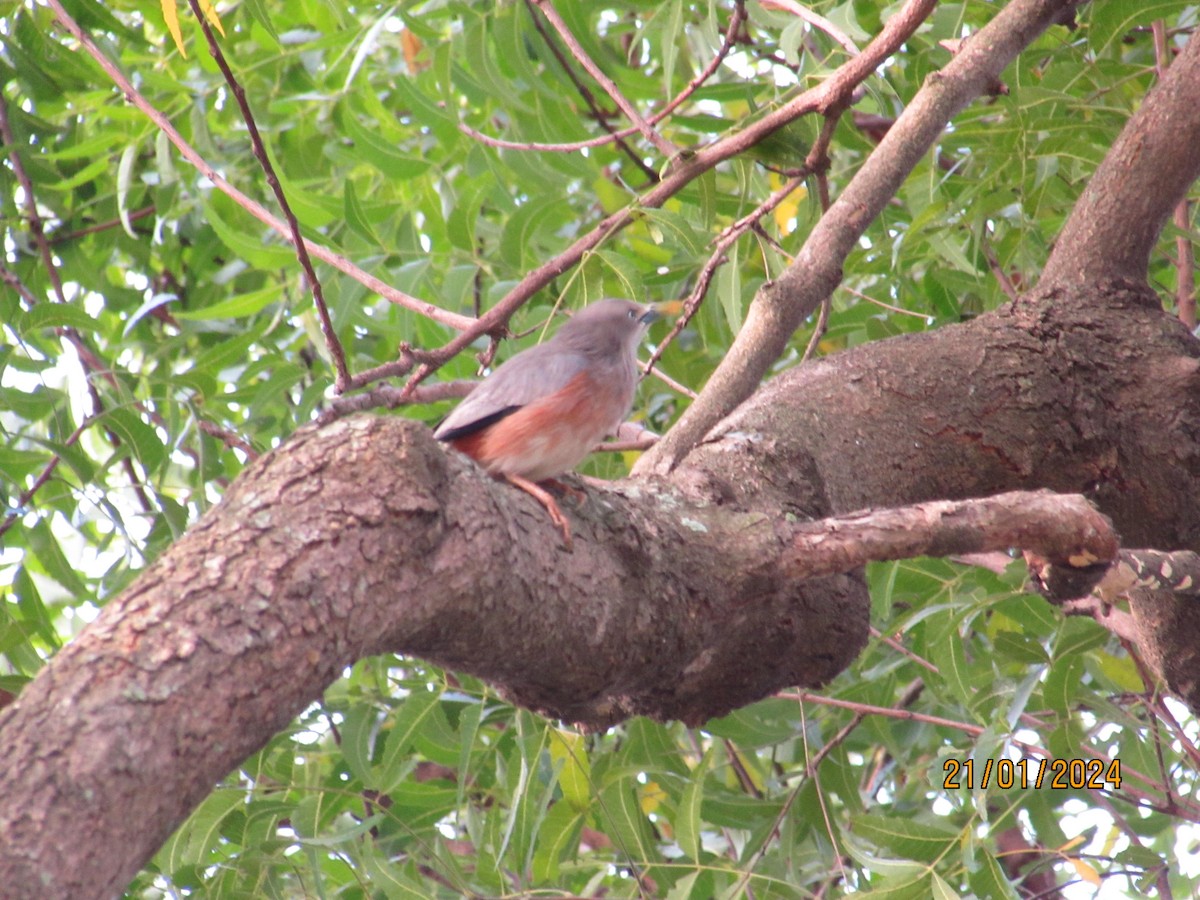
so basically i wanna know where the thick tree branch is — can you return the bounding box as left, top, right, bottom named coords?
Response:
left=1040, top=26, right=1200, bottom=289
left=3, top=261, right=1200, bottom=893
left=0, top=414, right=1135, bottom=896
left=784, top=491, right=1117, bottom=596
left=638, top=0, right=1084, bottom=475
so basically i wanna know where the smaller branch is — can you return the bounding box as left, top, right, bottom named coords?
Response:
left=758, top=0, right=860, bottom=56
left=317, top=381, right=475, bottom=426
left=981, top=231, right=1020, bottom=301
left=0, top=416, right=94, bottom=539
left=49, top=206, right=155, bottom=245
left=188, top=0, right=351, bottom=393
left=1152, top=21, right=1196, bottom=331
left=521, top=0, right=656, bottom=181
left=645, top=176, right=808, bottom=376
left=531, top=0, right=678, bottom=160
left=869, top=626, right=939, bottom=673
left=799, top=295, right=831, bottom=362
left=782, top=490, right=1118, bottom=599
left=466, top=1, right=746, bottom=157
left=46, top=0, right=473, bottom=334
left=196, top=419, right=260, bottom=461
left=840, top=284, right=935, bottom=320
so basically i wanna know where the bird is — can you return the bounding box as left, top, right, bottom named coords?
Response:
left=435, top=298, right=661, bottom=548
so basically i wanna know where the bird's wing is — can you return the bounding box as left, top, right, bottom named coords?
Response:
left=434, top=342, right=586, bottom=441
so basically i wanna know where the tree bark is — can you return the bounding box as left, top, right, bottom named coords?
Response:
left=2, top=274, right=1199, bottom=895
left=6, top=3, right=1200, bottom=897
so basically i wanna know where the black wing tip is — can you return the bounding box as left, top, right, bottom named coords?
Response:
left=435, top=405, right=523, bottom=443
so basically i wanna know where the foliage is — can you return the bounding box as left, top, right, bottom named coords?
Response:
left=1, top=0, right=1198, bottom=896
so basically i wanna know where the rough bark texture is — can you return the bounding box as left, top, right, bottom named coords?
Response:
left=639, top=0, right=1084, bottom=474
left=2, top=278, right=1199, bottom=896
left=4, top=3, right=1200, bottom=897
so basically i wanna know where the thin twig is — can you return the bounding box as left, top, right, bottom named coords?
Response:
left=758, top=0, right=860, bottom=56
left=196, top=419, right=260, bottom=460
left=981, top=230, right=1020, bottom=300
left=531, top=0, right=677, bottom=159
left=45, top=0, right=473, bottom=334
left=48, top=206, right=156, bottom=244
left=187, top=0, right=351, bottom=392
left=317, top=380, right=475, bottom=426
left=645, top=176, right=808, bottom=376
left=465, top=1, right=747, bottom=157
left=800, top=295, right=831, bottom=362
left=0, top=416, right=95, bottom=539
left=521, top=0, right=656, bottom=181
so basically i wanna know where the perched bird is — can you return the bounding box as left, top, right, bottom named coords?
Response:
left=435, top=299, right=661, bottom=547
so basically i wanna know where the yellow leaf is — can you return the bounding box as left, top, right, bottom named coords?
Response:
left=198, top=0, right=226, bottom=37
left=639, top=780, right=666, bottom=815
left=1069, top=857, right=1102, bottom=886
left=401, top=29, right=425, bottom=72
left=773, top=181, right=808, bottom=235
left=160, top=0, right=186, bottom=57
left=1056, top=834, right=1087, bottom=853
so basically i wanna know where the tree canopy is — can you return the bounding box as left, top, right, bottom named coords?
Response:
left=2, top=0, right=1200, bottom=897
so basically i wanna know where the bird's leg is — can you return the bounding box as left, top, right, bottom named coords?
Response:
left=502, top=473, right=573, bottom=550
left=540, top=476, right=588, bottom=506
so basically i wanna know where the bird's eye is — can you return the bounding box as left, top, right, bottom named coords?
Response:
left=628, top=309, right=636, bottom=319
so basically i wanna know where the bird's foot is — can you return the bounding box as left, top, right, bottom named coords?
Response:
left=503, top=473, right=574, bottom=550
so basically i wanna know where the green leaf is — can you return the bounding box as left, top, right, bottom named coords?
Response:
left=17, top=303, right=99, bottom=336
left=104, top=407, right=167, bottom=474
left=173, top=284, right=283, bottom=321
left=205, top=200, right=296, bottom=269
left=343, top=178, right=381, bottom=245
left=378, top=687, right=442, bottom=791
left=674, top=747, right=711, bottom=860
left=852, top=813, right=958, bottom=863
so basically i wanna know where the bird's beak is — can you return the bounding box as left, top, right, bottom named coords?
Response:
left=642, top=300, right=682, bottom=324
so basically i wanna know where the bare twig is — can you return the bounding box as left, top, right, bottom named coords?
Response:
left=531, top=0, right=678, bottom=159
left=317, top=380, right=475, bottom=426
left=0, top=417, right=95, bottom=539
left=759, top=0, right=860, bottom=56
left=187, top=0, right=351, bottom=393
left=981, top=230, right=1021, bottom=300
left=639, top=0, right=1066, bottom=475
left=799, top=295, right=830, bottom=362
left=465, top=1, right=747, bottom=157
left=49, top=206, right=155, bottom=245
left=645, top=176, right=808, bottom=377
left=196, top=419, right=260, bottom=460
left=520, top=0, right=656, bottom=181
left=45, top=0, right=473, bottom=334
